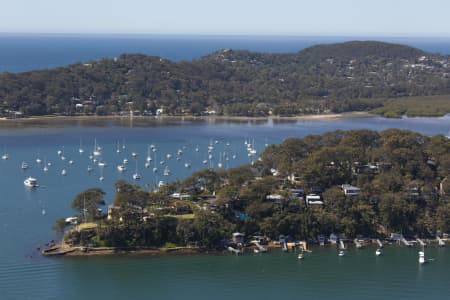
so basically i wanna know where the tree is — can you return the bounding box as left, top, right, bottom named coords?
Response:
left=71, top=188, right=106, bottom=222
left=52, top=218, right=67, bottom=234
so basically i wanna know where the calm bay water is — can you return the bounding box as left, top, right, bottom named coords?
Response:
left=1, top=115, right=450, bottom=299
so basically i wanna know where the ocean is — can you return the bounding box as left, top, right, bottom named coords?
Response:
left=1, top=34, right=450, bottom=73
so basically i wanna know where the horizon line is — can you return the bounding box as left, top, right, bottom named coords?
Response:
left=1, top=31, right=450, bottom=39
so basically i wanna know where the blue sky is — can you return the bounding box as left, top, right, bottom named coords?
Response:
left=1, top=0, right=449, bottom=36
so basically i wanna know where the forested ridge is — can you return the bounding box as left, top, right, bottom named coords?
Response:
left=2, top=41, right=450, bottom=117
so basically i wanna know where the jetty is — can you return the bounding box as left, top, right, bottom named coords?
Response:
left=416, top=238, right=427, bottom=247
left=252, top=241, right=267, bottom=253
left=353, top=238, right=363, bottom=249
left=227, top=246, right=243, bottom=255
left=376, top=239, right=383, bottom=248
left=400, top=237, right=413, bottom=247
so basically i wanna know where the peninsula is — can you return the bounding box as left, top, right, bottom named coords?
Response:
left=2, top=41, right=450, bottom=119
left=46, top=129, right=450, bottom=256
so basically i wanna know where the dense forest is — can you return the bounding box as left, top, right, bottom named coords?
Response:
left=2, top=41, right=450, bottom=117
left=57, top=129, right=450, bottom=249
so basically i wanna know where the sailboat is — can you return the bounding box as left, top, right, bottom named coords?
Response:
left=93, top=139, right=101, bottom=156
left=1, top=146, right=8, bottom=160
left=163, top=166, right=170, bottom=176
left=418, top=246, right=425, bottom=264
left=79, top=139, right=84, bottom=154
left=146, top=146, right=152, bottom=162
left=36, top=149, right=42, bottom=164
left=132, top=160, right=141, bottom=180
left=43, top=157, right=49, bottom=172
left=116, top=141, right=121, bottom=153
left=99, top=166, right=104, bottom=181
left=217, top=152, right=223, bottom=168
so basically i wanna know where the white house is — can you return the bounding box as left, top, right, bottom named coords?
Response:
left=306, top=194, right=323, bottom=205
left=341, top=184, right=361, bottom=196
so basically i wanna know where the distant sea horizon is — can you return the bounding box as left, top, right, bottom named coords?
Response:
left=1, top=33, right=450, bottom=73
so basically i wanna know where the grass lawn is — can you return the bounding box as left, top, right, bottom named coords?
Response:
left=77, top=222, right=98, bottom=230
left=164, top=214, right=196, bottom=219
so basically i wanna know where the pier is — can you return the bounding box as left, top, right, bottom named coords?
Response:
left=416, top=238, right=427, bottom=247
left=227, top=246, right=243, bottom=255
left=253, top=241, right=267, bottom=253
left=376, top=239, right=383, bottom=248
left=354, top=238, right=363, bottom=249
left=400, top=237, right=413, bottom=247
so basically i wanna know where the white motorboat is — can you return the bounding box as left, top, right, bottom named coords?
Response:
left=338, top=250, right=345, bottom=257
left=24, top=176, right=38, bottom=188
left=61, top=169, right=67, bottom=176
left=117, top=164, right=126, bottom=172
left=419, top=251, right=425, bottom=264
left=21, top=161, right=28, bottom=170
left=375, top=248, right=382, bottom=256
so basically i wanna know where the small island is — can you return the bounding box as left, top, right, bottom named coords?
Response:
left=44, top=129, right=450, bottom=256
left=2, top=41, right=450, bottom=120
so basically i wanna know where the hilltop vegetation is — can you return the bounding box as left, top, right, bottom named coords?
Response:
left=2, top=41, right=450, bottom=118
left=58, top=129, right=450, bottom=249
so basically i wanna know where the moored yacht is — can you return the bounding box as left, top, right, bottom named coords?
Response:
left=24, top=176, right=38, bottom=188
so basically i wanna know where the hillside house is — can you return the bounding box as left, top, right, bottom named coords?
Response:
left=341, top=184, right=361, bottom=196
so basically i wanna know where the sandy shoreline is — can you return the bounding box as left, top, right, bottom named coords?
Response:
left=0, top=111, right=374, bottom=124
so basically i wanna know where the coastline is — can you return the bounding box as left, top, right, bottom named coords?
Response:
left=41, top=238, right=447, bottom=258
left=0, top=111, right=374, bottom=125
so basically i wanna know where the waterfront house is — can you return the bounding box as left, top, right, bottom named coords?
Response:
left=232, top=232, right=245, bottom=245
